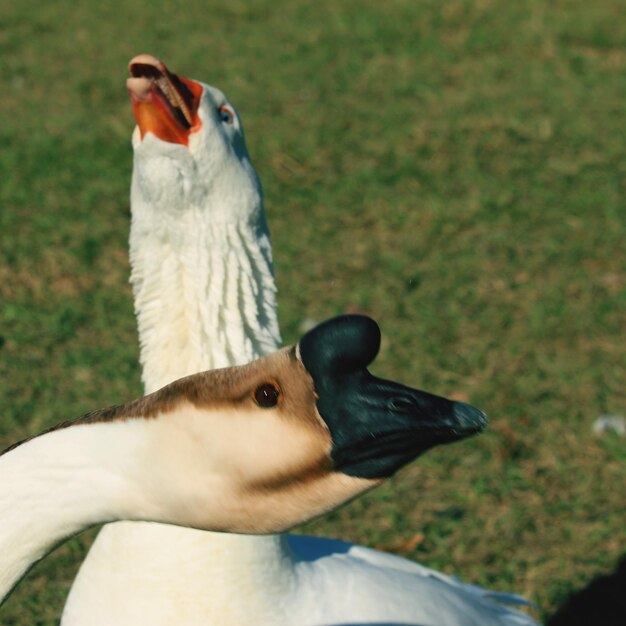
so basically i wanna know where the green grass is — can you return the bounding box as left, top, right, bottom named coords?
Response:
left=1, top=0, right=625, bottom=623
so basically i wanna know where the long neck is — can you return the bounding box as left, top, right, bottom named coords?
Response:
left=119, top=173, right=292, bottom=616
left=0, top=424, right=146, bottom=605
left=130, top=210, right=281, bottom=393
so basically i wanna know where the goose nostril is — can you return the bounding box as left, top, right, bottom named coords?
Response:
left=389, top=397, right=416, bottom=412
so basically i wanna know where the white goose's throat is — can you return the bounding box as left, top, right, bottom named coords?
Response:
left=63, top=144, right=293, bottom=623
left=130, top=218, right=280, bottom=393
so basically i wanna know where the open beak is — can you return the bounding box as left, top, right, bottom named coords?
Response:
left=126, top=54, right=204, bottom=146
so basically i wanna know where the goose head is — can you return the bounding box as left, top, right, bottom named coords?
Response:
left=126, top=54, right=262, bottom=230
left=42, top=315, right=485, bottom=534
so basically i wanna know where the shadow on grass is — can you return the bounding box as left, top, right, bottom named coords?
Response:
left=548, top=555, right=626, bottom=626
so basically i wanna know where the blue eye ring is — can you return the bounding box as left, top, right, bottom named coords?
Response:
left=218, top=105, right=234, bottom=124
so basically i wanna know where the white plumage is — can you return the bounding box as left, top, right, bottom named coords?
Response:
left=61, top=56, right=539, bottom=626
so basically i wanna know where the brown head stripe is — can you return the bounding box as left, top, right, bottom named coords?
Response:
left=1, top=346, right=323, bottom=457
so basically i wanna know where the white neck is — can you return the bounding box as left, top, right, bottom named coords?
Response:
left=64, top=138, right=290, bottom=623
left=0, top=424, right=147, bottom=605
left=129, top=194, right=281, bottom=393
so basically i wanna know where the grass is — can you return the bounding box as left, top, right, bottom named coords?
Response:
left=1, top=0, right=625, bottom=623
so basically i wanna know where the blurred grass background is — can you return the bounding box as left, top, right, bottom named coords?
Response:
left=1, top=0, right=625, bottom=623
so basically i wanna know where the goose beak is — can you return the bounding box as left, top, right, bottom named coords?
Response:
left=298, top=315, right=488, bottom=479
left=324, top=377, right=488, bottom=479
left=127, top=54, right=204, bottom=146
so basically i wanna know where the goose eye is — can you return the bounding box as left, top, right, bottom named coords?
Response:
left=218, top=105, right=234, bottom=124
left=254, top=383, right=281, bottom=408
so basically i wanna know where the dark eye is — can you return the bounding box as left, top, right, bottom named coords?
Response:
left=218, top=105, right=234, bottom=124
left=254, top=383, right=281, bottom=408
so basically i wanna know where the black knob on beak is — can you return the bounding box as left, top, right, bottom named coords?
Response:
left=299, top=315, right=381, bottom=380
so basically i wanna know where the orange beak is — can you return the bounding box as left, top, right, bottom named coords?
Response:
left=127, top=55, right=203, bottom=146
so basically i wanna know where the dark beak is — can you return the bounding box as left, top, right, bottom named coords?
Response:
left=298, top=315, right=488, bottom=479
left=323, top=373, right=487, bottom=478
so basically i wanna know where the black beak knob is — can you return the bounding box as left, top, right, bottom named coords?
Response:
left=299, top=315, right=381, bottom=380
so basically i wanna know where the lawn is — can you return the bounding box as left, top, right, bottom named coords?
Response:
left=1, top=0, right=625, bottom=623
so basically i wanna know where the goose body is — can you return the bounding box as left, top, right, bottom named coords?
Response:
left=60, top=57, right=539, bottom=626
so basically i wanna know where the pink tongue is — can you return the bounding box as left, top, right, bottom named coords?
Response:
left=126, top=76, right=153, bottom=100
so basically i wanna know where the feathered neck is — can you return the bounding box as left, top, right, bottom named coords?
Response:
left=0, top=422, right=147, bottom=606
left=62, top=137, right=290, bottom=624
left=129, top=195, right=281, bottom=393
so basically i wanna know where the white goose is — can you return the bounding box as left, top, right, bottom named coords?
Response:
left=0, top=315, right=489, bottom=608
left=61, top=57, right=540, bottom=626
